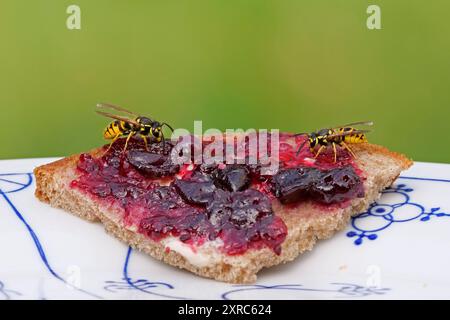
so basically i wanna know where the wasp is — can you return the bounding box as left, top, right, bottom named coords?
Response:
left=295, top=121, right=373, bottom=162
left=96, top=103, right=174, bottom=153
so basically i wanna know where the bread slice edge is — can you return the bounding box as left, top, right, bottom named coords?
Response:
left=34, top=143, right=412, bottom=283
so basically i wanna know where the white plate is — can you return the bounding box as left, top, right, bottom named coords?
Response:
left=0, top=158, right=449, bottom=300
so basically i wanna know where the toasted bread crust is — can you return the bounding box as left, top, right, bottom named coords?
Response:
left=34, top=142, right=412, bottom=283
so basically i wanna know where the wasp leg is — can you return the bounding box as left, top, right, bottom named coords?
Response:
left=123, top=131, right=136, bottom=152
left=332, top=142, right=337, bottom=163
left=314, top=145, right=325, bottom=158
left=104, top=134, right=121, bottom=155
left=141, top=135, right=149, bottom=151
left=341, top=141, right=357, bottom=158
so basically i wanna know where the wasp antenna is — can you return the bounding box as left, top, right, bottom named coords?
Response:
left=293, top=132, right=307, bottom=137
left=162, top=122, right=174, bottom=132
left=296, top=140, right=308, bottom=156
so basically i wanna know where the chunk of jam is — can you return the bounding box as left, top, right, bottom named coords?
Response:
left=206, top=189, right=286, bottom=255
left=138, top=186, right=286, bottom=255
left=71, top=133, right=365, bottom=256
left=212, top=164, right=251, bottom=192
left=271, top=165, right=364, bottom=204
left=137, top=186, right=213, bottom=242
left=173, top=178, right=216, bottom=205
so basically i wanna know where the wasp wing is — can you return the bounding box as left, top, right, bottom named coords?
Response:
left=332, top=121, right=373, bottom=129
left=96, top=103, right=139, bottom=116
left=96, top=111, right=140, bottom=126
left=326, top=129, right=371, bottom=140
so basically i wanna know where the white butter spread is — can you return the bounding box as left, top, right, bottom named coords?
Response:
left=162, top=237, right=223, bottom=267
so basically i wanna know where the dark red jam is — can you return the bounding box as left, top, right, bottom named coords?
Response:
left=271, top=166, right=364, bottom=205
left=71, top=133, right=365, bottom=256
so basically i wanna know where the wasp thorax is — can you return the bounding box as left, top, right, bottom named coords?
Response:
left=137, top=116, right=153, bottom=126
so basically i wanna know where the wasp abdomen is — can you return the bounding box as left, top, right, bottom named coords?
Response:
left=343, top=132, right=367, bottom=144
left=335, top=128, right=367, bottom=144
left=104, top=120, right=132, bottom=139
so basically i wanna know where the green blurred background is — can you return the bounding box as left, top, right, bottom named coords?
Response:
left=0, top=0, right=449, bottom=162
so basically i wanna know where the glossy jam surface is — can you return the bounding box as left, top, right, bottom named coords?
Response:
left=271, top=166, right=364, bottom=205
left=71, top=134, right=365, bottom=256
left=71, top=137, right=287, bottom=255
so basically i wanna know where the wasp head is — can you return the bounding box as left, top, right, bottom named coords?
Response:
left=308, top=132, right=318, bottom=147
left=150, top=121, right=163, bottom=139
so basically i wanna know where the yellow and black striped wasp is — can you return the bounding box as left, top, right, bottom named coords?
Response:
left=96, top=103, right=174, bottom=153
left=295, top=121, right=373, bottom=162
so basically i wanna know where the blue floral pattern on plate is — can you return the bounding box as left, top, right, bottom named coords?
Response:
left=221, top=283, right=390, bottom=300
left=1, top=167, right=449, bottom=299
left=0, top=280, right=21, bottom=300
left=347, top=183, right=450, bottom=245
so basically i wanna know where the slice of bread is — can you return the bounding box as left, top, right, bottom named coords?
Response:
left=34, top=139, right=412, bottom=283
